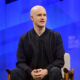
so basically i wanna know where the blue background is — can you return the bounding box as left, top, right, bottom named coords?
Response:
left=0, top=0, right=80, bottom=80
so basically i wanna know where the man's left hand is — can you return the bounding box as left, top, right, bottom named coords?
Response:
left=36, top=69, right=48, bottom=79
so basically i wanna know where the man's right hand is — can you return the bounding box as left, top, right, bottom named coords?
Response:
left=31, top=69, right=41, bottom=80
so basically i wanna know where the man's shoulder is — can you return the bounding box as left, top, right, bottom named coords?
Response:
left=47, top=28, right=60, bottom=36
left=20, top=29, right=33, bottom=39
left=47, top=28, right=62, bottom=41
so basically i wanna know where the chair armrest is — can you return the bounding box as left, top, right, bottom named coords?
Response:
left=63, top=68, right=74, bottom=80
left=6, top=69, right=11, bottom=80
left=6, top=69, right=11, bottom=74
left=64, top=68, right=74, bottom=76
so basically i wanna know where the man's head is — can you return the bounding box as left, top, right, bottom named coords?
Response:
left=30, top=5, right=47, bottom=28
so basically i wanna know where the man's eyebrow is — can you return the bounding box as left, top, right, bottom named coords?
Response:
left=37, top=13, right=46, bottom=15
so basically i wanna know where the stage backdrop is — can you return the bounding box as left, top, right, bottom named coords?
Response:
left=0, top=0, right=80, bottom=80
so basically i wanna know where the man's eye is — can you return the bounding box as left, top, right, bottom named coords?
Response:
left=37, top=14, right=41, bottom=16
left=37, top=14, right=46, bottom=16
left=44, top=14, right=46, bottom=16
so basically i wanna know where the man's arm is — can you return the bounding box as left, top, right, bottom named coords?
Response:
left=16, top=35, right=48, bottom=79
left=46, top=32, right=65, bottom=71
left=16, top=36, right=32, bottom=75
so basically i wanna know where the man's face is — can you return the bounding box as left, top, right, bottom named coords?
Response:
left=31, top=7, right=47, bottom=28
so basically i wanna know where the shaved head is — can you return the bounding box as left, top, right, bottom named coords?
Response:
left=30, top=5, right=47, bottom=29
left=30, top=5, right=46, bottom=16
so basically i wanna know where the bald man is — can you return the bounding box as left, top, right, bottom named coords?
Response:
left=11, top=5, right=65, bottom=80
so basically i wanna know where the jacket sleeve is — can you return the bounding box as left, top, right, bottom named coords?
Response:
left=16, top=36, right=32, bottom=75
left=46, top=32, right=65, bottom=71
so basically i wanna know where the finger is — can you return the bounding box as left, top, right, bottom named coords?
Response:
left=38, top=68, right=42, bottom=71
left=33, top=75, right=41, bottom=79
left=34, top=73, right=41, bottom=76
left=33, top=69, right=38, bottom=73
left=40, top=75, right=44, bottom=79
left=37, top=68, right=42, bottom=72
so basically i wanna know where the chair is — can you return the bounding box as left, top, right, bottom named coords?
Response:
left=62, top=53, right=74, bottom=80
left=6, top=53, right=74, bottom=80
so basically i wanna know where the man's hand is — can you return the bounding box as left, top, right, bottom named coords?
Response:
left=37, top=69, right=48, bottom=79
left=31, top=69, right=41, bottom=80
left=31, top=69, right=48, bottom=80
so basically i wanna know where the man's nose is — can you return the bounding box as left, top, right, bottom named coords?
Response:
left=41, top=15, right=44, bottom=19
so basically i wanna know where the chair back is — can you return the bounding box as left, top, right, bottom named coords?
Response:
left=61, top=53, right=70, bottom=78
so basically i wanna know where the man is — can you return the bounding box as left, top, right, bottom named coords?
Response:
left=11, top=5, right=65, bottom=80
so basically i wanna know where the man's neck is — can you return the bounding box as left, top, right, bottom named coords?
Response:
left=34, top=26, right=45, bottom=36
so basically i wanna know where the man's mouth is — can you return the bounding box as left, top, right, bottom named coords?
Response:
left=40, top=21, right=45, bottom=23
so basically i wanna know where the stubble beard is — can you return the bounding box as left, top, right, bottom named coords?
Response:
left=37, top=24, right=45, bottom=29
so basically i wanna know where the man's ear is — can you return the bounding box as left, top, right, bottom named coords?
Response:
left=30, top=16, right=33, bottom=21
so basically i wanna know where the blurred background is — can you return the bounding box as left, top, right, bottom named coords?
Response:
left=0, top=0, right=80, bottom=80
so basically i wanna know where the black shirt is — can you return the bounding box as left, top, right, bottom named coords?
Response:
left=16, top=28, right=65, bottom=75
left=31, top=29, right=49, bottom=69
